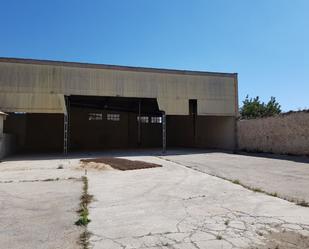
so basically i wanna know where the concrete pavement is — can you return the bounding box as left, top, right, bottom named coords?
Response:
left=1, top=150, right=309, bottom=248
left=161, top=151, right=309, bottom=203
left=87, top=155, right=309, bottom=249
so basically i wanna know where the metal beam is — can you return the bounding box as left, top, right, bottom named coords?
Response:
left=63, top=96, right=70, bottom=155
left=162, top=112, right=166, bottom=154
left=137, top=100, right=141, bottom=146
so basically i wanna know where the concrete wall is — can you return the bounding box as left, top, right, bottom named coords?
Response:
left=3, top=113, right=64, bottom=152
left=237, top=112, right=309, bottom=155
left=0, top=115, right=4, bottom=135
left=167, top=115, right=236, bottom=150
left=0, top=134, right=16, bottom=159
left=0, top=58, right=238, bottom=116
left=3, top=111, right=236, bottom=153
left=196, top=116, right=236, bottom=150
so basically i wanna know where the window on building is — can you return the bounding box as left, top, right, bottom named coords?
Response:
left=107, top=113, right=120, bottom=121
left=151, top=116, right=162, bottom=123
left=88, top=113, right=103, bottom=121
left=137, top=116, right=149, bottom=123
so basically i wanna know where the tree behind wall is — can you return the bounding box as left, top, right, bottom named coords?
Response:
left=240, top=95, right=281, bottom=119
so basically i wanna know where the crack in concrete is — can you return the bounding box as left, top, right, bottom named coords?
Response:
left=89, top=202, right=309, bottom=249
left=87, top=156, right=309, bottom=249
left=0, top=177, right=79, bottom=184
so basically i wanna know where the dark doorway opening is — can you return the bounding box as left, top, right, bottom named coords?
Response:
left=68, top=95, right=163, bottom=151
left=3, top=113, right=64, bottom=153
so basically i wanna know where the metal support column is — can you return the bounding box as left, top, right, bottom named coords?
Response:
left=137, top=100, right=141, bottom=146
left=63, top=96, right=70, bottom=155
left=162, top=111, right=166, bottom=154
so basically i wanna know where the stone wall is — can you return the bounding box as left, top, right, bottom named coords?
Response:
left=237, top=112, right=309, bottom=156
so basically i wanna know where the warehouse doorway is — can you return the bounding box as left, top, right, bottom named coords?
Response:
left=67, top=95, right=164, bottom=151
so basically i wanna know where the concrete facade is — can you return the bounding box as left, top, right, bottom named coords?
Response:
left=0, top=112, right=14, bottom=159
left=0, top=58, right=238, bottom=153
left=0, top=58, right=238, bottom=116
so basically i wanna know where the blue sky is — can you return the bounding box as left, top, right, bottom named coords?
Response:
left=1, top=0, right=308, bottom=111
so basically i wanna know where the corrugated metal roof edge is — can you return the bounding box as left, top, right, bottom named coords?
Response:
left=0, top=57, right=237, bottom=78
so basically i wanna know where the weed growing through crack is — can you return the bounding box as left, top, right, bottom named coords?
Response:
left=296, top=200, right=309, bottom=207
left=252, top=187, right=262, bottom=193
left=232, top=179, right=240, bottom=185
left=79, top=230, right=92, bottom=249
left=76, top=176, right=93, bottom=249
left=270, top=192, right=278, bottom=197
left=257, top=231, right=263, bottom=236
left=216, top=234, right=222, bottom=240
left=42, top=178, right=60, bottom=182
left=76, top=176, right=93, bottom=226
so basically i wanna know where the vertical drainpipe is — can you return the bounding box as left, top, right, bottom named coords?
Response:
left=162, top=111, right=166, bottom=154
left=234, top=73, right=239, bottom=152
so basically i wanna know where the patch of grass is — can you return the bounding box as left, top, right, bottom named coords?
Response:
left=216, top=234, right=222, bottom=240
left=75, top=208, right=91, bottom=226
left=296, top=200, right=309, bottom=207
left=232, top=179, right=240, bottom=185
left=251, top=187, right=263, bottom=193
left=270, top=192, right=278, bottom=197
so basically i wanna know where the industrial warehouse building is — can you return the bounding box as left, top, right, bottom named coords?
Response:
left=0, top=58, right=238, bottom=155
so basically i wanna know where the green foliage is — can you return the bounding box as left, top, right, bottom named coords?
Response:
left=75, top=176, right=92, bottom=227
left=240, top=95, right=281, bottom=119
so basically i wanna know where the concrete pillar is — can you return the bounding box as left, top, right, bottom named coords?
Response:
left=0, top=111, right=8, bottom=159
left=162, top=112, right=166, bottom=154
left=0, top=111, right=7, bottom=136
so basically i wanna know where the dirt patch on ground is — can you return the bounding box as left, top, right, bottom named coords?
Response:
left=80, top=157, right=162, bottom=171
left=78, top=161, right=114, bottom=171
left=249, top=231, right=309, bottom=249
